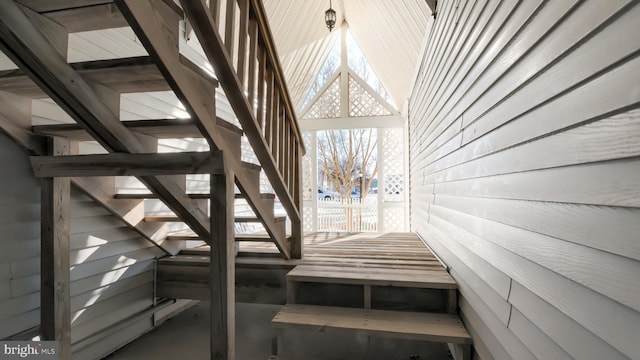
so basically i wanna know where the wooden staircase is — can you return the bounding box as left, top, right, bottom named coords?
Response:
left=270, top=233, right=472, bottom=360
left=0, top=0, right=304, bottom=357
left=0, top=0, right=304, bottom=258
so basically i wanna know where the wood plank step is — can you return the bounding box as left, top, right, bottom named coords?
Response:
left=287, top=265, right=457, bottom=289
left=158, top=253, right=295, bottom=269
left=32, top=117, right=241, bottom=141
left=235, top=216, right=286, bottom=223
left=144, top=215, right=286, bottom=223
left=165, top=233, right=284, bottom=242
left=114, top=192, right=275, bottom=200
left=0, top=56, right=169, bottom=98
left=272, top=304, right=472, bottom=345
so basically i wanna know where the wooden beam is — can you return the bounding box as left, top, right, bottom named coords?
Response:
left=299, top=115, right=405, bottom=131
left=0, top=56, right=168, bottom=98
left=40, top=137, right=71, bottom=360
left=15, top=0, right=113, bottom=12
left=32, top=117, right=241, bottom=141
left=31, top=150, right=224, bottom=177
left=0, top=1, right=211, bottom=239
left=210, top=167, right=236, bottom=360
left=42, top=2, right=128, bottom=32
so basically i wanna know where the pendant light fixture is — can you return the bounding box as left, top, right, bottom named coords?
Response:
left=325, top=0, right=336, bottom=32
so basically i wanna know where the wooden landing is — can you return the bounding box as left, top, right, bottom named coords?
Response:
left=240, top=231, right=443, bottom=266
left=157, top=232, right=451, bottom=304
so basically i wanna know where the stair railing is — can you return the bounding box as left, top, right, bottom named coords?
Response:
left=181, top=0, right=305, bottom=257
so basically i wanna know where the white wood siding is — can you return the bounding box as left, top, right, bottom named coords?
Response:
left=408, top=1, right=640, bottom=359
left=0, top=133, right=164, bottom=359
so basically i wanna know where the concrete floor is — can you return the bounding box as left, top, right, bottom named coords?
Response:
left=104, top=301, right=453, bottom=360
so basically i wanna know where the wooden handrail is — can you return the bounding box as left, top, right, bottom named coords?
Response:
left=250, top=0, right=305, bottom=155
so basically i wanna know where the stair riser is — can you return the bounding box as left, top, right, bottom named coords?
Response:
left=157, top=264, right=290, bottom=304
left=288, top=282, right=450, bottom=313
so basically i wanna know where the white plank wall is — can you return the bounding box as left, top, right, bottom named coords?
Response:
left=0, top=133, right=41, bottom=339
left=0, top=133, right=164, bottom=359
left=408, top=0, right=640, bottom=359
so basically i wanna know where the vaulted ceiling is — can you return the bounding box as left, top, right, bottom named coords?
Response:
left=262, top=0, right=434, bottom=113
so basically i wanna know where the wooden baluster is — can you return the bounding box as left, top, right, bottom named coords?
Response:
left=257, top=48, right=266, bottom=131
left=266, top=78, right=276, bottom=151
left=284, top=126, right=290, bottom=188
left=294, top=145, right=301, bottom=206
left=247, top=17, right=258, bottom=112
left=284, top=128, right=293, bottom=193
left=273, top=92, right=281, bottom=164
left=294, top=141, right=298, bottom=196
left=236, top=0, right=249, bottom=86
left=210, top=0, right=220, bottom=28
left=278, top=106, right=286, bottom=176
left=289, top=132, right=294, bottom=191
left=224, top=0, right=235, bottom=56
left=291, top=142, right=303, bottom=259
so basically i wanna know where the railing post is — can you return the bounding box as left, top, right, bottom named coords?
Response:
left=236, top=0, right=249, bottom=86
left=210, top=0, right=220, bottom=25
left=224, top=0, right=236, bottom=56
left=265, top=69, right=274, bottom=146
left=247, top=18, right=258, bottom=110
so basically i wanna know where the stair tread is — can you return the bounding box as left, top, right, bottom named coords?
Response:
left=144, top=215, right=285, bottom=222
left=287, top=264, right=456, bottom=289
left=235, top=216, right=286, bottom=223
left=166, top=232, right=286, bottom=242
left=241, top=161, right=261, bottom=172
left=115, top=192, right=275, bottom=200
left=272, top=304, right=471, bottom=344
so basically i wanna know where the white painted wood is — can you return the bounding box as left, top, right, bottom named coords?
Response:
left=431, top=204, right=640, bottom=312
left=413, top=0, right=543, bottom=144
left=408, top=8, right=640, bottom=359
left=509, top=281, right=626, bottom=360
left=458, top=311, right=497, bottom=360
left=0, top=133, right=42, bottom=338
left=0, top=133, right=163, bottom=355
left=457, top=298, right=518, bottom=360
left=507, top=307, right=572, bottom=360
left=462, top=0, right=637, bottom=143
left=427, top=109, right=640, bottom=183
left=427, top=212, right=640, bottom=358
left=434, top=158, right=640, bottom=208
left=434, top=194, right=640, bottom=262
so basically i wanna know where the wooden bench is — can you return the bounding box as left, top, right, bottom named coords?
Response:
left=272, top=304, right=471, bottom=359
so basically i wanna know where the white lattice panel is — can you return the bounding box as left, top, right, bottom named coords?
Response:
left=382, top=128, right=405, bottom=202
left=349, top=76, right=391, bottom=117
left=301, top=132, right=313, bottom=201
left=305, top=78, right=341, bottom=119
left=383, top=207, right=405, bottom=232
left=303, top=200, right=314, bottom=232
